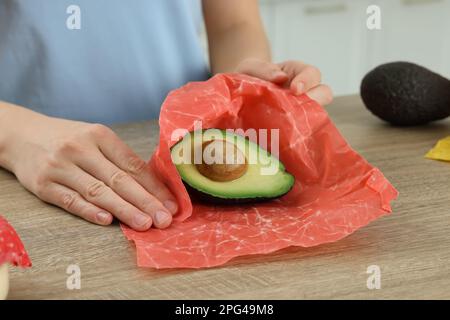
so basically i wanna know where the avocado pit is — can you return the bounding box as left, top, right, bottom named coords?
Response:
left=195, top=140, right=248, bottom=182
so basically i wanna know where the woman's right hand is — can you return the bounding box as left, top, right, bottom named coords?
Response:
left=0, top=103, right=177, bottom=231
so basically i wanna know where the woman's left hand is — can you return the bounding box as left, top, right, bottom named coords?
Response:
left=236, top=58, right=333, bottom=106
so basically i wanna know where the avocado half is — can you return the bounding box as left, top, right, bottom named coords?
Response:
left=170, top=129, right=295, bottom=204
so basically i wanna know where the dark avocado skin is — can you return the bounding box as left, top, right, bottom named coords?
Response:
left=361, top=62, right=450, bottom=126
left=183, top=183, right=293, bottom=205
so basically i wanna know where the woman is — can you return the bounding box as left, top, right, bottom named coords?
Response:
left=0, top=0, right=332, bottom=231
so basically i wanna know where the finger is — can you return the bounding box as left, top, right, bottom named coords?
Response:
left=305, top=84, right=334, bottom=106
left=237, top=58, right=288, bottom=83
left=137, top=166, right=179, bottom=215
left=39, top=183, right=113, bottom=226
left=95, top=130, right=178, bottom=215
left=289, top=64, right=322, bottom=95
left=54, top=165, right=157, bottom=231
left=75, top=153, right=174, bottom=227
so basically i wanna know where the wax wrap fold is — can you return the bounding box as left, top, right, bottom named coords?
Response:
left=121, top=74, right=398, bottom=269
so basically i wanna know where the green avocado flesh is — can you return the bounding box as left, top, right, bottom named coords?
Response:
left=171, top=129, right=295, bottom=202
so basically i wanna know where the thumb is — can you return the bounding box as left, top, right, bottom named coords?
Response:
left=236, top=58, right=288, bottom=83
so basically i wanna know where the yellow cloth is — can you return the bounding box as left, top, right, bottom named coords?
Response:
left=425, top=136, right=450, bottom=161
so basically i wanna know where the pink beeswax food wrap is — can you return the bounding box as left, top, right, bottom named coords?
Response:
left=121, top=74, right=398, bottom=269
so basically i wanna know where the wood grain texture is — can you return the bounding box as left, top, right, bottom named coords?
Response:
left=1, top=95, right=450, bottom=300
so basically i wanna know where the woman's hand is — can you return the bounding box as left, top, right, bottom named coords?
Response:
left=236, top=58, right=333, bottom=106
left=0, top=105, right=177, bottom=231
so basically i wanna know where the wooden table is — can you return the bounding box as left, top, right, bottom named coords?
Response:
left=2, top=95, right=450, bottom=300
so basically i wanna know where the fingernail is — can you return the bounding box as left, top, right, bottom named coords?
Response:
left=272, top=70, right=286, bottom=78
left=96, top=212, right=111, bottom=224
left=133, top=213, right=152, bottom=227
left=154, top=210, right=171, bottom=226
left=297, top=82, right=305, bottom=94
left=163, top=200, right=178, bottom=215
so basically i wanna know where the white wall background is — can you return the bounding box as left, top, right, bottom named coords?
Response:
left=259, top=0, right=450, bottom=96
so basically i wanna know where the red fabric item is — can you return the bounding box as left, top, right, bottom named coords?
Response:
left=0, top=216, right=32, bottom=267
left=121, top=74, right=398, bottom=269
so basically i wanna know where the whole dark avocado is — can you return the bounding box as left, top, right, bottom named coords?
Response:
left=360, top=62, right=450, bottom=126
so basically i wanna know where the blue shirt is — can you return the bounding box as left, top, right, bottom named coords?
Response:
left=0, top=0, right=209, bottom=124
